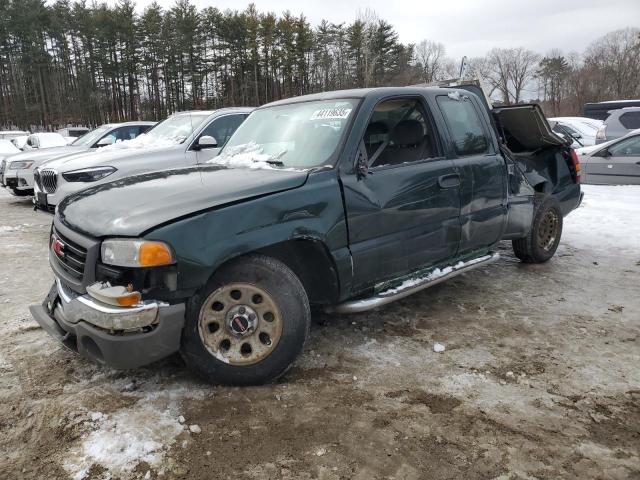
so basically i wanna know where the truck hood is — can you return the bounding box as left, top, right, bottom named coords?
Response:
left=9, top=145, right=84, bottom=165
left=41, top=144, right=184, bottom=171
left=57, top=165, right=309, bottom=237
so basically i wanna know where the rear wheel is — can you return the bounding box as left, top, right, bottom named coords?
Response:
left=180, top=254, right=310, bottom=385
left=512, top=195, right=563, bottom=263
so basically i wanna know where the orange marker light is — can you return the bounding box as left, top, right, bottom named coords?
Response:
left=139, top=241, right=173, bottom=266
left=116, top=292, right=142, bottom=307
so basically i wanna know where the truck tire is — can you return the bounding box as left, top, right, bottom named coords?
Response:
left=180, top=254, right=310, bottom=385
left=512, top=195, right=563, bottom=263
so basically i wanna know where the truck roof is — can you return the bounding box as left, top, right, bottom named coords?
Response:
left=263, top=87, right=454, bottom=108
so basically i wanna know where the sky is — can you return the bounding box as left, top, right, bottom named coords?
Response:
left=108, top=0, right=640, bottom=61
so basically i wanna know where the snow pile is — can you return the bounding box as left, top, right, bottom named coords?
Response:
left=64, top=403, right=183, bottom=480
left=62, top=376, right=210, bottom=479
left=100, top=133, right=180, bottom=152
left=563, top=185, right=640, bottom=253
left=209, top=142, right=295, bottom=170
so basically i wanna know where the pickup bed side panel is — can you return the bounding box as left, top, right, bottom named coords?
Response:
left=144, top=170, right=351, bottom=302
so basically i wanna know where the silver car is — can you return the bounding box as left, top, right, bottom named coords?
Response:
left=578, top=129, right=640, bottom=185
left=595, top=107, right=640, bottom=144
left=2, top=122, right=154, bottom=196
left=34, top=108, right=252, bottom=212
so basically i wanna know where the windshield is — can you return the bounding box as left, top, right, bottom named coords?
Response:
left=72, top=125, right=112, bottom=146
left=145, top=113, right=209, bottom=144
left=216, top=99, right=358, bottom=169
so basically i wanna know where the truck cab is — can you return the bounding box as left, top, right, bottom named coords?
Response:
left=31, top=86, right=581, bottom=385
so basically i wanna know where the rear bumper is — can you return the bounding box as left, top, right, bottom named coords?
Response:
left=30, top=281, right=185, bottom=369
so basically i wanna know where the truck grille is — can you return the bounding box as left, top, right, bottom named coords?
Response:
left=40, top=169, right=58, bottom=193
left=51, top=227, right=87, bottom=281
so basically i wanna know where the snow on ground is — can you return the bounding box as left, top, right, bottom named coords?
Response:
left=64, top=403, right=183, bottom=480
left=563, top=184, right=640, bottom=253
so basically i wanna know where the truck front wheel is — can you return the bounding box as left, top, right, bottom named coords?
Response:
left=180, top=254, right=310, bottom=385
left=512, top=195, right=563, bottom=263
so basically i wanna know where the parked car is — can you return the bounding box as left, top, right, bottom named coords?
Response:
left=0, top=140, right=21, bottom=192
left=0, top=130, right=29, bottom=140
left=595, top=107, right=640, bottom=144
left=3, top=122, right=154, bottom=197
left=30, top=86, right=581, bottom=385
left=577, top=128, right=640, bottom=184
left=58, top=127, right=91, bottom=145
left=33, top=109, right=251, bottom=212
left=10, top=136, right=28, bottom=150
left=548, top=117, right=602, bottom=147
left=584, top=100, right=640, bottom=121
left=22, top=132, right=68, bottom=150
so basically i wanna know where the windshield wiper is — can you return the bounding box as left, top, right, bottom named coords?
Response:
left=264, top=159, right=284, bottom=166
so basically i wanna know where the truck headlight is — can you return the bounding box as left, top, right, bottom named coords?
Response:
left=62, top=166, right=116, bottom=182
left=8, top=160, right=34, bottom=170
left=101, top=239, right=175, bottom=267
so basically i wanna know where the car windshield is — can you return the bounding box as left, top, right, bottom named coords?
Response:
left=145, top=113, right=209, bottom=144
left=216, top=99, right=358, bottom=169
left=72, top=125, right=112, bottom=146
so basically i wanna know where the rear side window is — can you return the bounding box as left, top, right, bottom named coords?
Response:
left=619, top=112, right=640, bottom=130
left=437, top=96, right=489, bottom=156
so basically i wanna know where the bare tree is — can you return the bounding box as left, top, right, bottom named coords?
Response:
left=415, top=40, right=450, bottom=83
left=482, top=47, right=540, bottom=104
left=583, top=27, right=640, bottom=99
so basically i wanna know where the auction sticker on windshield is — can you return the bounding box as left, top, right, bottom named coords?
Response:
left=310, top=107, right=352, bottom=121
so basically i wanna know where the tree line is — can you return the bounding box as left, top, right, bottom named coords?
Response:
left=0, top=0, right=638, bottom=130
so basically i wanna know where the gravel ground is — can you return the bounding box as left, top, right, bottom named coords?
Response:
left=0, top=185, right=638, bottom=480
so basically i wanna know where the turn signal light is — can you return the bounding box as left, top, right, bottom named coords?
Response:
left=115, top=291, right=142, bottom=307
left=139, top=241, right=173, bottom=266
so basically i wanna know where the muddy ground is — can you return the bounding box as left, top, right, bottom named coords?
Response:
left=0, top=185, right=638, bottom=480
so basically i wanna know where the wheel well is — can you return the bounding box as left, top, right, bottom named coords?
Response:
left=255, top=239, right=341, bottom=306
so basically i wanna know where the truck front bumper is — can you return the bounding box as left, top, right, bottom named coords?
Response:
left=30, top=280, right=185, bottom=369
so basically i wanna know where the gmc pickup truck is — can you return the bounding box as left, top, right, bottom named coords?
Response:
left=31, top=85, right=582, bottom=385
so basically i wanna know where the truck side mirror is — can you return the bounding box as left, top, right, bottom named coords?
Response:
left=196, top=135, right=218, bottom=150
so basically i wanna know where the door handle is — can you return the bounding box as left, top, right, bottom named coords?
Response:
left=438, top=173, right=461, bottom=189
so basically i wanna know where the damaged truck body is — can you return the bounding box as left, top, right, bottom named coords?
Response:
left=31, top=85, right=582, bottom=385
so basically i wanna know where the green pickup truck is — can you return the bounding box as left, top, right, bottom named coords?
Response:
left=31, top=85, right=582, bottom=385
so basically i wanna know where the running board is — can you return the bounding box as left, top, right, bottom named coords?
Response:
left=328, top=253, right=500, bottom=314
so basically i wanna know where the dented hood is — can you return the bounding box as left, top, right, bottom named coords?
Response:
left=58, top=165, right=309, bottom=237
left=492, top=104, right=567, bottom=152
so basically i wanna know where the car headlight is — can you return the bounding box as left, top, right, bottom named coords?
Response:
left=8, top=160, right=34, bottom=170
left=101, top=239, right=175, bottom=267
left=62, top=166, right=116, bottom=182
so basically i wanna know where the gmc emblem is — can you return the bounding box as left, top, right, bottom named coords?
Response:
left=51, top=234, right=65, bottom=259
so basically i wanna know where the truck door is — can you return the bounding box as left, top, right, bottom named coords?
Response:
left=435, top=93, right=507, bottom=254
left=340, top=96, right=461, bottom=290
left=585, top=134, right=640, bottom=185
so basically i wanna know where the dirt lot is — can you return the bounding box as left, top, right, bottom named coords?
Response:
left=0, top=185, right=638, bottom=480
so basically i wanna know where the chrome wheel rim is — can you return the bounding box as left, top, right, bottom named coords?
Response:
left=537, top=210, right=559, bottom=251
left=198, top=283, right=283, bottom=366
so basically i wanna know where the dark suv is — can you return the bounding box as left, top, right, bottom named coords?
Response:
left=31, top=85, right=582, bottom=385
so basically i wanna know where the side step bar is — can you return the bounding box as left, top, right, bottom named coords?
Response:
left=328, top=253, right=500, bottom=314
